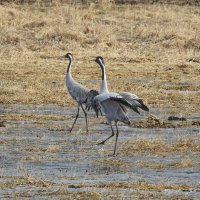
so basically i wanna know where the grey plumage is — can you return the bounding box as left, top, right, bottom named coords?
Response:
left=94, top=56, right=149, bottom=114
left=85, top=90, right=102, bottom=117
left=118, top=92, right=149, bottom=114
left=93, top=92, right=133, bottom=156
left=93, top=56, right=149, bottom=156
left=65, top=53, right=99, bottom=133
left=94, top=92, right=132, bottom=124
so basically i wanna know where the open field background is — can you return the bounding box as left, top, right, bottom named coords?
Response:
left=0, top=0, right=200, bottom=199
left=0, top=0, right=200, bottom=114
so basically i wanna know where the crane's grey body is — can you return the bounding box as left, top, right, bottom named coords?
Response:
left=94, top=92, right=130, bottom=124
left=66, top=72, right=89, bottom=104
left=93, top=91, right=132, bottom=156
left=93, top=56, right=149, bottom=155
left=65, top=53, right=99, bottom=133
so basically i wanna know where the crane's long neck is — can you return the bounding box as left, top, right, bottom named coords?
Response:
left=99, top=61, right=109, bottom=94
left=67, top=58, right=72, bottom=74
left=66, top=58, right=74, bottom=83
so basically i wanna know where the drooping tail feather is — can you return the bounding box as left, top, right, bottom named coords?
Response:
left=119, top=92, right=149, bottom=113
left=137, top=99, right=149, bottom=112
left=132, top=107, right=140, bottom=114
left=85, top=90, right=102, bottom=117
left=110, top=96, right=140, bottom=114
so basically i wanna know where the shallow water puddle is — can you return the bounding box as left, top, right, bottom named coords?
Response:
left=0, top=104, right=200, bottom=199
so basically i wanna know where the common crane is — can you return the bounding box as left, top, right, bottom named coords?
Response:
left=93, top=56, right=149, bottom=156
left=65, top=53, right=99, bottom=133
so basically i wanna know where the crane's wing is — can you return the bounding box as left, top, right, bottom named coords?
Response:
left=92, top=92, right=125, bottom=117
left=68, top=82, right=90, bottom=103
left=93, top=92, right=123, bottom=102
left=85, top=90, right=102, bottom=117
left=119, top=92, right=149, bottom=113
left=94, top=92, right=141, bottom=114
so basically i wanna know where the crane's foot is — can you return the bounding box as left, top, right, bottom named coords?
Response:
left=107, top=153, right=116, bottom=157
left=97, top=141, right=105, bottom=145
left=67, top=128, right=73, bottom=133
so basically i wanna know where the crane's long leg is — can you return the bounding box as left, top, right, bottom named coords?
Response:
left=97, top=124, right=115, bottom=145
left=80, top=104, right=88, bottom=133
left=69, top=105, right=80, bottom=133
left=99, top=107, right=103, bottom=116
left=113, top=123, right=119, bottom=156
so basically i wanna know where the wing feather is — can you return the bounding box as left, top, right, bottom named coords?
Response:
left=86, top=90, right=102, bottom=117
left=119, top=92, right=149, bottom=112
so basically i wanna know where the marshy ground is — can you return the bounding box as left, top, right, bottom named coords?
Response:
left=0, top=0, right=200, bottom=199
left=1, top=104, right=200, bottom=199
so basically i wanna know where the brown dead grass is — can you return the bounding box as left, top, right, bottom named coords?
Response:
left=0, top=2, right=199, bottom=115
left=137, top=158, right=195, bottom=169
left=21, top=145, right=63, bottom=153
left=121, top=137, right=200, bottom=156
left=97, top=180, right=193, bottom=192
left=97, top=157, right=131, bottom=169
left=0, top=175, right=56, bottom=188
left=0, top=174, right=196, bottom=199
left=1, top=113, right=71, bottom=121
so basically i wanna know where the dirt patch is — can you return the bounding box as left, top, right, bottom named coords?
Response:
left=132, top=115, right=200, bottom=128
left=132, top=115, right=173, bottom=128
left=168, top=115, right=187, bottom=121
left=0, top=121, right=6, bottom=127
left=192, top=121, right=200, bottom=126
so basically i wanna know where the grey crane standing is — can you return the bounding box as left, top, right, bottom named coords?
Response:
left=93, top=56, right=149, bottom=156
left=65, top=53, right=99, bottom=133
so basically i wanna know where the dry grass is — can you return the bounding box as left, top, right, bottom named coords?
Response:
left=96, top=180, right=193, bottom=192
left=0, top=1, right=199, bottom=114
left=0, top=3, right=199, bottom=198
left=137, top=158, right=195, bottom=169
left=0, top=113, right=71, bottom=121
left=97, top=157, right=131, bottom=169
left=0, top=175, right=56, bottom=188
left=21, top=145, right=63, bottom=153
left=121, top=137, right=200, bottom=156
left=0, top=174, right=197, bottom=199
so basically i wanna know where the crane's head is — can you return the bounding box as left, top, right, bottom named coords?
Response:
left=95, top=56, right=105, bottom=67
left=64, top=53, right=73, bottom=61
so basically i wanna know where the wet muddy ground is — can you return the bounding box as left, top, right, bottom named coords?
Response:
left=0, top=104, right=200, bottom=199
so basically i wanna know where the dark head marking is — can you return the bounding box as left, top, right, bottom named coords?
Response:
left=95, top=56, right=105, bottom=66
left=64, top=53, right=73, bottom=60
